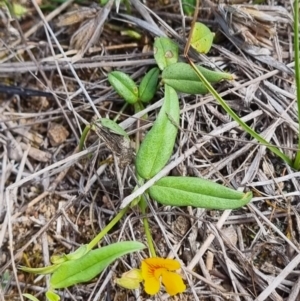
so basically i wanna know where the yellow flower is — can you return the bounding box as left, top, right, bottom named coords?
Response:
left=141, top=257, right=186, bottom=296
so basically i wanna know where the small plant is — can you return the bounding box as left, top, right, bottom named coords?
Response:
left=110, top=29, right=252, bottom=211
left=21, top=242, right=145, bottom=301
left=22, top=22, right=253, bottom=301
left=108, top=66, right=160, bottom=116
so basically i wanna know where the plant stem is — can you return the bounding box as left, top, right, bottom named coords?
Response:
left=79, top=125, right=91, bottom=151
left=140, top=195, right=156, bottom=257
left=187, top=57, right=293, bottom=166
left=87, top=206, right=129, bottom=251
left=114, top=102, right=128, bottom=122
left=293, top=0, right=300, bottom=169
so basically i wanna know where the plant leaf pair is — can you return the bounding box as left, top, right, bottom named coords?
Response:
left=108, top=68, right=160, bottom=105
left=148, top=177, right=252, bottom=209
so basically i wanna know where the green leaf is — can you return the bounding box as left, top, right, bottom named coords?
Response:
left=182, top=0, right=196, bottom=16
left=121, top=29, right=142, bottom=39
left=98, top=118, right=129, bottom=139
left=1, top=270, right=10, bottom=285
left=139, top=67, right=160, bottom=103
left=148, top=176, right=252, bottom=209
left=12, top=3, right=28, bottom=18
left=50, top=241, right=145, bottom=289
left=19, top=264, right=61, bottom=275
left=46, top=291, right=60, bottom=301
left=153, top=37, right=179, bottom=70
left=162, top=62, right=233, bottom=94
left=190, top=22, right=215, bottom=54
left=108, top=71, right=138, bottom=104
left=135, top=84, right=179, bottom=179
left=23, top=294, right=41, bottom=301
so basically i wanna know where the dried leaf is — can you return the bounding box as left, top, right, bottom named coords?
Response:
left=70, top=0, right=113, bottom=53
left=56, top=6, right=98, bottom=27
left=94, top=123, right=134, bottom=167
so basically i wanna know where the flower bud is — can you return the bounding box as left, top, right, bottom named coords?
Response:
left=115, top=269, right=143, bottom=290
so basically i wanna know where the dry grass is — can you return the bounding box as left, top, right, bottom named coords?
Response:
left=1, top=0, right=300, bottom=300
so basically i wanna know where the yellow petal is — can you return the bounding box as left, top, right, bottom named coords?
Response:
left=161, top=270, right=186, bottom=296
left=141, top=257, right=184, bottom=295
left=154, top=268, right=165, bottom=280
left=142, top=257, right=181, bottom=272
left=141, top=260, right=155, bottom=280
left=143, top=274, right=161, bottom=295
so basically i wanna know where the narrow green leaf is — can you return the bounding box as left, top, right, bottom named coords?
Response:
left=108, top=71, right=138, bottom=104
left=139, top=67, right=160, bottom=103
left=20, top=264, right=61, bottom=275
left=153, top=37, right=179, bottom=70
left=190, top=22, right=215, bottom=54
left=50, top=241, right=145, bottom=289
left=293, top=0, right=300, bottom=169
left=1, top=270, right=10, bottom=283
left=162, top=62, right=233, bottom=94
left=23, top=294, right=41, bottom=301
left=148, top=176, right=252, bottom=209
left=121, top=29, right=142, bottom=39
left=135, top=85, right=179, bottom=179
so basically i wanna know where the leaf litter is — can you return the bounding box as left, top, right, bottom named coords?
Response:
left=1, top=0, right=300, bottom=300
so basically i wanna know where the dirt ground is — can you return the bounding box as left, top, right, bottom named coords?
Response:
left=1, top=0, right=300, bottom=300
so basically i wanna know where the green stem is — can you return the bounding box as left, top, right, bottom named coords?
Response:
left=79, top=125, right=92, bottom=151
left=140, top=195, right=156, bottom=257
left=114, top=102, right=128, bottom=122
left=124, top=0, right=131, bottom=14
left=87, top=206, right=129, bottom=251
left=187, top=58, right=293, bottom=166
left=293, top=0, right=300, bottom=169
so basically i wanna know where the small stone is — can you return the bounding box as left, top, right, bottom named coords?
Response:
left=48, top=123, right=69, bottom=147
